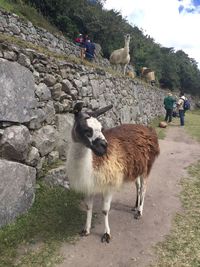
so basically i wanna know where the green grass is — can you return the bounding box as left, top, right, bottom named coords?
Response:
left=153, top=109, right=200, bottom=267
left=0, top=183, right=85, bottom=267
left=149, top=109, right=200, bottom=141
left=153, top=162, right=200, bottom=267
left=184, top=109, right=200, bottom=142
left=149, top=115, right=166, bottom=139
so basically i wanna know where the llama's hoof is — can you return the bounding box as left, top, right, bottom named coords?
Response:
left=131, top=206, right=137, bottom=211
left=80, top=229, right=90, bottom=236
left=101, top=233, right=111, bottom=243
left=134, top=210, right=142, bottom=219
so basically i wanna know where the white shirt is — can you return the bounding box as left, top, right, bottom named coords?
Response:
left=177, top=96, right=186, bottom=110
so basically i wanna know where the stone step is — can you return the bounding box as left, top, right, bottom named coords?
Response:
left=43, top=165, right=70, bottom=189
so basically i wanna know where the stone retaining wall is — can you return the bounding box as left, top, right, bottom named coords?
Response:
left=0, top=7, right=185, bottom=227
left=0, top=8, right=110, bottom=68
left=0, top=39, right=166, bottom=227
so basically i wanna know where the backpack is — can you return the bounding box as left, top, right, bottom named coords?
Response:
left=182, top=98, right=190, bottom=111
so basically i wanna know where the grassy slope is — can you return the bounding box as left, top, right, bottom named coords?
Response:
left=1, top=2, right=200, bottom=266
left=149, top=115, right=166, bottom=140
left=153, top=110, right=200, bottom=267
left=0, top=2, right=164, bottom=266
left=185, top=110, right=200, bottom=142
left=0, top=0, right=59, bottom=35
left=0, top=183, right=85, bottom=267
left=0, top=5, right=87, bottom=265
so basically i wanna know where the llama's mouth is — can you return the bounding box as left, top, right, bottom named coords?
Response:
left=92, top=147, right=107, bottom=157
left=91, top=138, right=107, bottom=157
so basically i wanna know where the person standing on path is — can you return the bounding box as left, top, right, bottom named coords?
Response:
left=164, top=92, right=176, bottom=123
left=177, top=92, right=186, bottom=126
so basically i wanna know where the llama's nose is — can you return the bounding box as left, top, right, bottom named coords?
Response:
left=99, top=139, right=107, bottom=149
left=92, top=138, right=107, bottom=150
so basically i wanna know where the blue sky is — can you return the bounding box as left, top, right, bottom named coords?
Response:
left=104, top=0, right=200, bottom=69
left=178, top=0, right=200, bottom=13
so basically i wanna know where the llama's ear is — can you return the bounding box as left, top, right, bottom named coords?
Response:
left=125, top=34, right=130, bottom=39
left=88, top=104, right=113, bottom=118
left=73, top=102, right=84, bottom=114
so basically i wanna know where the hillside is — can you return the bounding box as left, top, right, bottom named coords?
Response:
left=0, top=0, right=200, bottom=96
left=1, top=2, right=200, bottom=266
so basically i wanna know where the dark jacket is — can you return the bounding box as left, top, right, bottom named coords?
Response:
left=85, top=41, right=95, bottom=59
left=164, top=96, right=175, bottom=109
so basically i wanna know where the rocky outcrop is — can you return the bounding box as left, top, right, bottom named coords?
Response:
left=0, top=159, right=36, bottom=227
left=0, top=8, right=110, bottom=68
left=0, top=125, right=31, bottom=162
left=0, top=8, right=196, bottom=228
left=55, top=114, right=74, bottom=160
left=44, top=165, right=69, bottom=189
left=0, top=40, right=167, bottom=228
left=31, top=125, right=58, bottom=157
left=0, top=60, right=37, bottom=123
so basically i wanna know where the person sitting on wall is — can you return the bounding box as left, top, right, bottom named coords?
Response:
left=74, top=33, right=88, bottom=60
left=74, top=33, right=83, bottom=46
left=85, top=39, right=96, bottom=62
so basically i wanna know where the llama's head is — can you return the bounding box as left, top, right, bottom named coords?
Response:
left=72, top=102, right=113, bottom=157
left=124, top=34, right=131, bottom=43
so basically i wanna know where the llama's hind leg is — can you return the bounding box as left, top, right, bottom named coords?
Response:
left=132, top=176, right=141, bottom=211
left=112, top=64, right=117, bottom=73
left=101, top=192, right=112, bottom=243
left=133, top=176, right=147, bottom=219
left=80, top=195, right=93, bottom=236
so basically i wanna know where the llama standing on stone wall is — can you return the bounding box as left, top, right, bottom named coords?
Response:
left=109, top=34, right=131, bottom=75
left=141, top=67, right=156, bottom=86
left=66, top=102, right=160, bottom=243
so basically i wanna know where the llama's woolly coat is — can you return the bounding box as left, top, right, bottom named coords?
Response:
left=67, top=124, right=159, bottom=195
left=109, top=48, right=130, bottom=65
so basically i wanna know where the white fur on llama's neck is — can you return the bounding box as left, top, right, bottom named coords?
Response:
left=66, top=142, right=94, bottom=195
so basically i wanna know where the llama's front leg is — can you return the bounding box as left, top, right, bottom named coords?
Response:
left=112, top=65, right=116, bottom=73
left=101, top=192, right=112, bottom=243
left=134, top=176, right=147, bottom=219
left=124, top=64, right=127, bottom=75
left=81, top=195, right=93, bottom=236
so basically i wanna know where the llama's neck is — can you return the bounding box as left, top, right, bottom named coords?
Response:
left=68, top=142, right=90, bottom=161
left=66, top=142, right=94, bottom=194
left=124, top=41, right=130, bottom=52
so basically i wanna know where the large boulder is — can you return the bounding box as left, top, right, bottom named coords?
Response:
left=44, top=165, right=69, bottom=188
left=0, top=159, right=36, bottom=227
left=35, top=83, right=51, bottom=101
left=0, top=60, right=37, bottom=123
left=0, top=125, right=31, bottom=162
left=31, top=125, right=58, bottom=156
left=55, top=114, right=73, bottom=160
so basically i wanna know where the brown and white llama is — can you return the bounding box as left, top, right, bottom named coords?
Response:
left=109, top=34, right=131, bottom=75
left=66, top=102, right=160, bottom=243
left=141, top=67, right=156, bottom=86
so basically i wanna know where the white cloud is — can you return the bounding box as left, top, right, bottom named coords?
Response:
left=104, top=0, right=200, bottom=69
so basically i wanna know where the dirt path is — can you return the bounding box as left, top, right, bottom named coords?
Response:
left=57, top=125, right=200, bottom=267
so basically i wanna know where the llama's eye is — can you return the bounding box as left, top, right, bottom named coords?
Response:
left=84, top=128, right=93, bottom=137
